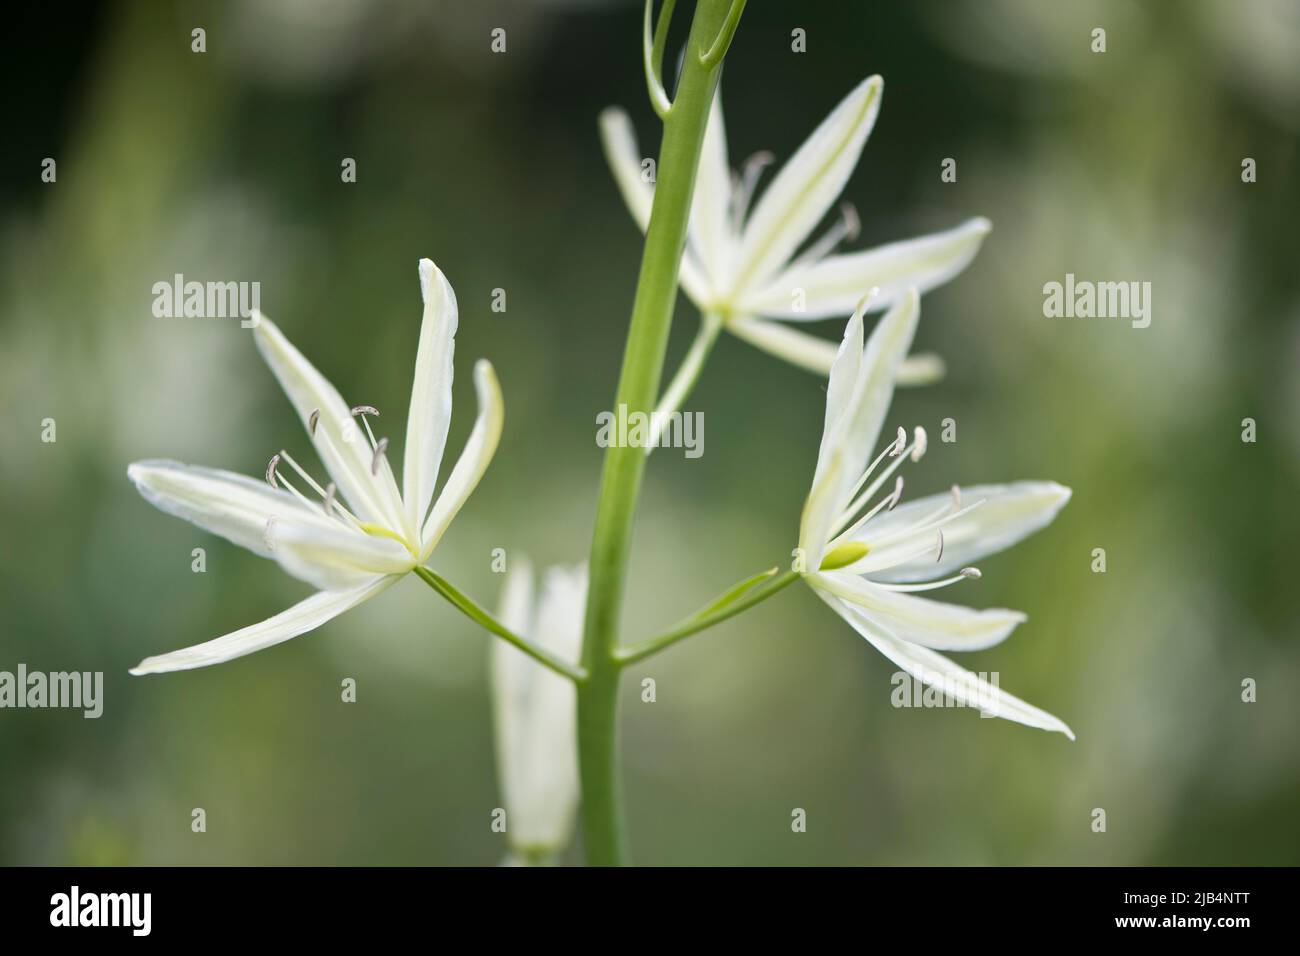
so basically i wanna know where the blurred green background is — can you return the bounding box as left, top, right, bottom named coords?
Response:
left=2, top=0, right=1297, bottom=866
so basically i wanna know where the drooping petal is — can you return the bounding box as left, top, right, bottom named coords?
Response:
left=853, top=482, right=1072, bottom=583
left=730, top=75, right=883, bottom=296
left=598, top=107, right=712, bottom=303
left=128, top=459, right=334, bottom=559
left=492, top=561, right=584, bottom=856
left=252, top=313, right=406, bottom=533
left=403, top=259, right=458, bottom=532
left=811, top=571, right=1024, bottom=651
left=268, top=519, right=415, bottom=591
left=420, top=359, right=505, bottom=557
left=129, top=575, right=399, bottom=675
left=727, top=316, right=943, bottom=386
left=818, top=590, right=1074, bottom=738
left=741, top=217, right=992, bottom=320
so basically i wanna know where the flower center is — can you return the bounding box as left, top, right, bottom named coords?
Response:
left=264, top=404, right=415, bottom=555
left=820, top=424, right=987, bottom=589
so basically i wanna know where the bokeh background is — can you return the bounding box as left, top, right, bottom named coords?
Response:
left=2, top=0, right=1297, bottom=865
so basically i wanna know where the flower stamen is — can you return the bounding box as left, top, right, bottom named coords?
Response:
left=791, top=202, right=861, bottom=269
left=371, top=437, right=389, bottom=476
left=875, top=566, right=982, bottom=593
left=731, top=150, right=775, bottom=232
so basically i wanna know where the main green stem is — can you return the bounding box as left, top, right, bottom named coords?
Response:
left=578, top=0, right=737, bottom=866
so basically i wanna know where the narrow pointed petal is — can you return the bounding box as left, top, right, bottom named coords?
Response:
left=598, top=107, right=711, bottom=303
left=742, top=218, right=992, bottom=320
left=129, top=575, right=398, bottom=675
left=269, top=519, right=415, bottom=591
left=403, top=259, right=458, bottom=531
left=493, top=562, right=584, bottom=854
left=727, top=316, right=943, bottom=386
left=421, top=359, right=505, bottom=557
left=834, top=288, right=920, bottom=486
left=818, top=590, right=1074, bottom=738
left=796, top=304, right=865, bottom=562
left=598, top=107, right=654, bottom=231
left=812, top=571, right=1024, bottom=651
left=731, top=75, right=883, bottom=295
left=854, top=482, right=1072, bottom=582
left=252, top=313, right=406, bottom=531
left=686, top=92, right=733, bottom=291
left=128, top=459, right=333, bottom=559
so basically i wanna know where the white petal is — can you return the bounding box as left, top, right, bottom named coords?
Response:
left=598, top=107, right=654, bottom=230
left=727, top=317, right=945, bottom=387
left=403, top=259, right=458, bottom=531
left=728, top=315, right=841, bottom=374
left=421, top=359, right=505, bottom=557
left=855, top=482, right=1072, bottom=582
left=128, top=459, right=333, bottom=559
left=496, top=554, right=535, bottom=636
left=812, top=571, right=1023, bottom=651
left=269, top=519, right=415, bottom=591
left=129, top=575, right=398, bottom=675
left=686, top=91, right=733, bottom=294
left=731, top=75, right=883, bottom=295
left=741, top=218, right=992, bottom=320
left=833, top=289, right=920, bottom=491
left=598, top=107, right=712, bottom=304
left=492, top=562, right=585, bottom=853
left=252, top=313, right=407, bottom=533
left=796, top=304, right=865, bottom=562
left=818, top=590, right=1074, bottom=738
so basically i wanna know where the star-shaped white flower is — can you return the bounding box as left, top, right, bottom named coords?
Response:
left=600, top=75, right=991, bottom=381
left=493, top=558, right=585, bottom=864
left=128, top=259, right=503, bottom=675
left=798, top=287, right=1074, bottom=738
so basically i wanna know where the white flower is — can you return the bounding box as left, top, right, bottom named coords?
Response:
left=493, top=558, right=585, bottom=864
left=600, top=75, right=991, bottom=381
left=799, top=287, right=1074, bottom=738
left=128, top=259, right=503, bottom=674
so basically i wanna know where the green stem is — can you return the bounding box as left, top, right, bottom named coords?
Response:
left=616, top=569, right=799, bottom=666
left=413, top=567, right=587, bottom=683
left=578, top=0, right=741, bottom=867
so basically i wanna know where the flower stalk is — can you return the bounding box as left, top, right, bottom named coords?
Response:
left=578, top=0, right=743, bottom=866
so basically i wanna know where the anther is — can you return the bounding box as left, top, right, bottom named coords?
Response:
left=936, top=530, right=945, bottom=563
left=889, top=426, right=906, bottom=457
left=839, top=202, right=861, bottom=242
left=350, top=405, right=380, bottom=418
left=265, top=453, right=281, bottom=488
left=323, top=482, right=336, bottom=516
left=308, top=409, right=320, bottom=437
left=370, top=437, right=389, bottom=475
left=885, top=475, right=904, bottom=511
left=951, top=484, right=962, bottom=508
left=960, top=567, right=981, bottom=579
left=732, top=151, right=775, bottom=228
left=910, top=426, right=928, bottom=462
